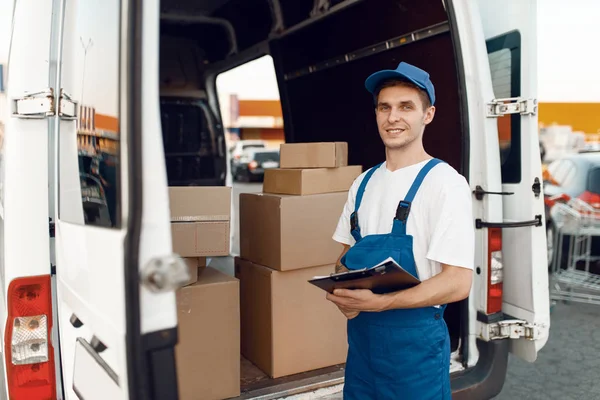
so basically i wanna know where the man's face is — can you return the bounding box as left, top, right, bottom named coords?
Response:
left=375, top=85, right=435, bottom=150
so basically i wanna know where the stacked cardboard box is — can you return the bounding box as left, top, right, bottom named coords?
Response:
left=169, top=186, right=241, bottom=400
left=238, top=142, right=362, bottom=379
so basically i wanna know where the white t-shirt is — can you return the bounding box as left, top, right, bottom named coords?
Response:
left=332, top=159, right=475, bottom=281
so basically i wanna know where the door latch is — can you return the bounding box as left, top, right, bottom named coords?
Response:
left=141, top=255, right=190, bottom=293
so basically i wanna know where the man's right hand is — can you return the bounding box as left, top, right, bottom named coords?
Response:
left=338, top=306, right=360, bottom=320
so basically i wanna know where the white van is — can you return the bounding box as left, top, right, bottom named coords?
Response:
left=0, top=0, right=549, bottom=399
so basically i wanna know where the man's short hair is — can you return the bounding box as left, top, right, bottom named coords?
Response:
left=374, top=78, right=432, bottom=111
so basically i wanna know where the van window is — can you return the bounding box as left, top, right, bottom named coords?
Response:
left=486, top=31, right=522, bottom=184
left=216, top=56, right=285, bottom=150
left=59, top=0, right=121, bottom=228
left=588, top=167, right=600, bottom=194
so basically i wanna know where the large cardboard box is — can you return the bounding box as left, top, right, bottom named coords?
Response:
left=263, top=166, right=362, bottom=195
left=240, top=192, right=346, bottom=271
left=279, top=142, right=348, bottom=169
left=169, top=187, right=231, bottom=257
left=176, top=267, right=240, bottom=400
left=235, top=258, right=348, bottom=378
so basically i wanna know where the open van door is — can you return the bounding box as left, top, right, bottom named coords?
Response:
left=53, top=0, right=180, bottom=398
left=478, top=0, right=550, bottom=362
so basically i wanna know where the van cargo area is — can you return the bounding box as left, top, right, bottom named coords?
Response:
left=159, top=0, right=468, bottom=398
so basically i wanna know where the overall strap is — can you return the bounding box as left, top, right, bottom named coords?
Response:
left=350, top=163, right=382, bottom=241
left=393, top=158, right=444, bottom=234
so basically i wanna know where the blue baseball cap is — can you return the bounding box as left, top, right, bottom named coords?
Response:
left=365, top=62, right=436, bottom=106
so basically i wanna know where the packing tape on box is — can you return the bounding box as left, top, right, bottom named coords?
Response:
left=171, top=215, right=230, bottom=222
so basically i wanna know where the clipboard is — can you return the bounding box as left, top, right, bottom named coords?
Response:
left=308, top=257, right=421, bottom=294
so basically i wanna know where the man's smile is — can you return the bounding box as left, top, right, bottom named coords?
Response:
left=386, top=128, right=406, bottom=135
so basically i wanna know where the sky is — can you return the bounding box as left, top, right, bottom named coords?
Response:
left=1, top=0, right=600, bottom=103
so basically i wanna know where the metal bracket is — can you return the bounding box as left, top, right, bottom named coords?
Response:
left=488, top=319, right=540, bottom=340
left=12, top=88, right=55, bottom=119
left=486, top=97, right=538, bottom=117
left=58, top=89, right=78, bottom=120
left=12, top=88, right=78, bottom=120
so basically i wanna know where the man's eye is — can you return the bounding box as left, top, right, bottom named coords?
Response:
left=379, top=106, right=389, bottom=112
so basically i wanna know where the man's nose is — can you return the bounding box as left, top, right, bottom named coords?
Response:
left=387, top=107, right=402, bottom=123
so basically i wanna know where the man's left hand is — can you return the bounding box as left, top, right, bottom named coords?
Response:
left=326, top=289, right=390, bottom=312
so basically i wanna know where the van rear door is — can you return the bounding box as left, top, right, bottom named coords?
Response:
left=478, top=0, right=550, bottom=362
left=53, top=0, right=180, bottom=398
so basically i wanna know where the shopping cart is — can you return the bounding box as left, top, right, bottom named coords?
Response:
left=549, top=199, right=600, bottom=305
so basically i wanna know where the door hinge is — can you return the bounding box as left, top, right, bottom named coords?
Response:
left=12, top=88, right=78, bottom=120
left=487, top=97, right=538, bottom=117
left=488, top=319, right=540, bottom=340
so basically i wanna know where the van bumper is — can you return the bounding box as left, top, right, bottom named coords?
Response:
left=451, top=339, right=509, bottom=400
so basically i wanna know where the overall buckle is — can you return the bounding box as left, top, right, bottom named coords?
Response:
left=350, top=212, right=358, bottom=232
left=395, top=201, right=411, bottom=222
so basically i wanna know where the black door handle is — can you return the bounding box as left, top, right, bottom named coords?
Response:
left=475, top=215, right=543, bottom=229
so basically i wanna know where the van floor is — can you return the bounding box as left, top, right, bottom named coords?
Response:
left=239, top=356, right=345, bottom=398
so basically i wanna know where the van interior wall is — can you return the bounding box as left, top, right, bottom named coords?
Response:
left=270, top=0, right=463, bottom=173
left=274, top=33, right=463, bottom=172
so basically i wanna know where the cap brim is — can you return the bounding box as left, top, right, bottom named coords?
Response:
left=364, top=70, right=427, bottom=94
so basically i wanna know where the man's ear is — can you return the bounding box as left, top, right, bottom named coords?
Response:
left=423, top=106, right=436, bottom=125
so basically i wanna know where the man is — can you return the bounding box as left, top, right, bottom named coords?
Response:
left=326, top=62, right=474, bottom=399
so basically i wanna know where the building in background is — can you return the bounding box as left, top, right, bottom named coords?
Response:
left=219, top=92, right=284, bottom=149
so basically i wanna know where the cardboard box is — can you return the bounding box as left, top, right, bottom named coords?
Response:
left=279, top=142, right=348, bottom=168
left=169, top=187, right=231, bottom=257
left=263, top=166, right=362, bottom=195
left=240, top=192, right=346, bottom=271
left=176, top=267, right=240, bottom=400
left=180, top=257, right=200, bottom=287
left=235, top=258, right=348, bottom=378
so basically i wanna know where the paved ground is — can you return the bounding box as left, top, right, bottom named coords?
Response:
left=494, top=301, right=600, bottom=400
left=229, top=181, right=600, bottom=400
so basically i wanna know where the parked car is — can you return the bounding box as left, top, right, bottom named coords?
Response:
left=544, top=152, right=600, bottom=268
left=232, top=148, right=280, bottom=182
left=229, top=140, right=266, bottom=165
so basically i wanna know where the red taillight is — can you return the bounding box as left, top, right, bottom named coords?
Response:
left=5, top=276, right=56, bottom=399
left=248, top=161, right=258, bottom=170
left=487, top=228, right=503, bottom=314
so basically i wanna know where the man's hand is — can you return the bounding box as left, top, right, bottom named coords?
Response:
left=337, top=305, right=360, bottom=320
left=326, top=289, right=391, bottom=313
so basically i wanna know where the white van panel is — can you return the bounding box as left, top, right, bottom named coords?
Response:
left=478, top=0, right=550, bottom=361
left=139, top=0, right=179, bottom=334
left=449, top=0, right=506, bottom=368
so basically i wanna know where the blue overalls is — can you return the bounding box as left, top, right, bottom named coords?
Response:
left=340, top=158, right=451, bottom=400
